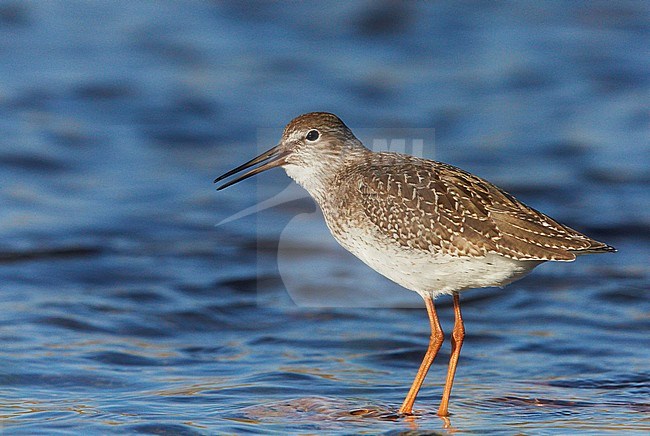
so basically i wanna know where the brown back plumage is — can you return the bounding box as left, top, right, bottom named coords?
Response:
left=337, top=152, right=615, bottom=261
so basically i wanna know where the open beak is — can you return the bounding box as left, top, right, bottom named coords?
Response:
left=214, top=144, right=289, bottom=190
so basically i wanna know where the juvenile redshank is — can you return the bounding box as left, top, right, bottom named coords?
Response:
left=214, top=112, right=615, bottom=416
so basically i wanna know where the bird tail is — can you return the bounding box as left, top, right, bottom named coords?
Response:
left=571, top=240, right=617, bottom=255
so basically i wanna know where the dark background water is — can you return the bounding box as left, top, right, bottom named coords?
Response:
left=1, top=1, right=648, bottom=434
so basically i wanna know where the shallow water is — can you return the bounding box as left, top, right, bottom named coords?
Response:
left=1, top=1, right=649, bottom=434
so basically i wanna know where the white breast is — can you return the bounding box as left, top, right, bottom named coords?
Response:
left=324, top=219, right=542, bottom=299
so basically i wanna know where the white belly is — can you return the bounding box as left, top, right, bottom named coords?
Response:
left=327, top=224, right=542, bottom=299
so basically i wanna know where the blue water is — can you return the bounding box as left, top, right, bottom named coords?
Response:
left=1, top=1, right=648, bottom=434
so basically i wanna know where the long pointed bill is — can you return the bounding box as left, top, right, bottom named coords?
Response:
left=214, top=144, right=288, bottom=190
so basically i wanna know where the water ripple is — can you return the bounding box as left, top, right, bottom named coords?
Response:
left=0, top=0, right=647, bottom=434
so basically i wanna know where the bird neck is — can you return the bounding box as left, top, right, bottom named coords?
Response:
left=283, top=146, right=369, bottom=204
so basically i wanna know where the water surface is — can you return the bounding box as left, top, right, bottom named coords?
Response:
left=0, top=1, right=648, bottom=434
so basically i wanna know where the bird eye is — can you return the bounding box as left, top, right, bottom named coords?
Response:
left=306, top=130, right=320, bottom=141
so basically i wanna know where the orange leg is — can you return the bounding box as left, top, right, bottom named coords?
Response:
left=399, top=295, right=444, bottom=415
left=438, top=292, right=465, bottom=416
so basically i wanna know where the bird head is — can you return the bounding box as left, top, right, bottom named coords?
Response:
left=215, top=112, right=364, bottom=192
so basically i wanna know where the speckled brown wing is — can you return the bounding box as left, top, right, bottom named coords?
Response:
left=342, top=153, right=613, bottom=261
